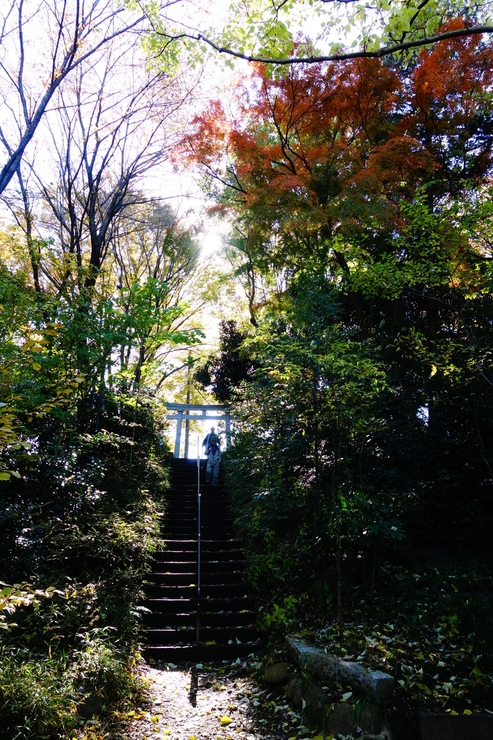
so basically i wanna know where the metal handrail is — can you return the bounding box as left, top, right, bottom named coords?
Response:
left=195, top=435, right=201, bottom=644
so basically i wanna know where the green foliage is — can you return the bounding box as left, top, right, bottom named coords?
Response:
left=0, top=584, right=62, bottom=631
left=258, top=596, right=298, bottom=633
left=0, top=635, right=142, bottom=740
left=143, top=0, right=493, bottom=69
left=224, top=272, right=394, bottom=625
left=0, top=654, right=78, bottom=739
left=0, top=249, right=173, bottom=688
left=225, top=251, right=493, bottom=642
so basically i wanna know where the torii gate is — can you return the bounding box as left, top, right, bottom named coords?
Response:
left=166, top=403, right=233, bottom=458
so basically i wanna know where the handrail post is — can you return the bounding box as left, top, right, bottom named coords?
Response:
left=196, top=435, right=201, bottom=645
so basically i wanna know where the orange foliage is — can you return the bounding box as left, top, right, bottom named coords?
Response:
left=402, top=19, right=493, bottom=186
left=180, top=22, right=493, bottom=252
left=174, top=100, right=231, bottom=168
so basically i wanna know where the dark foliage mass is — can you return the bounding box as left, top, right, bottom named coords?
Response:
left=194, top=320, right=256, bottom=402
left=0, top=391, right=169, bottom=739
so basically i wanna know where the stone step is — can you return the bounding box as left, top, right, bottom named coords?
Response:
left=142, top=459, right=258, bottom=661
left=155, top=538, right=243, bottom=552
left=145, top=582, right=249, bottom=599
left=150, top=561, right=245, bottom=576
left=144, top=640, right=260, bottom=663
left=148, top=571, right=244, bottom=586
left=144, top=595, right=254, bottom=613
left=154, top=548, right=245, bottom=561
left=146, top=625, right=258, bottom=644
left=144, top=609, right=256, bottom=629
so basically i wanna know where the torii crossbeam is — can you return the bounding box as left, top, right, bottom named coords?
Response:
left=166, top=403, right=233, bottom=458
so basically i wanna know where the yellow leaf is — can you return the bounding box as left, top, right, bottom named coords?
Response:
left=430, top=364, right=437, bottom=377
left=151, top=715, right=160, bottom=723
left=32, top=363, right=42, bottom=371
left=463, top=709, right=473, bottom=715
left=220, top=716, right=233, bottom=725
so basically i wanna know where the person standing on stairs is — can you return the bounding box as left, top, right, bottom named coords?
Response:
left=202, top=426, right=220, bottom=455
left=205, top=439, right=221, bottom=486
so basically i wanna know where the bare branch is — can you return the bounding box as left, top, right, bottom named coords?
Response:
left=0, top=0, right=147, bottom=195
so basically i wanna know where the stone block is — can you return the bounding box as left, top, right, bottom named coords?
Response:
left=358, top=703, right=383, bottom=734
left=324, top=701, right=383, bottom=735
left=363, top=670, right=395, bottom=705
left=286, top=636, right=394, bottom=704
left=326, top=702, right=355, bottom=735
left=264, top=661, right=292, bottom=685
left=285, top=676, right=303, bottom=708
left=285, top=675, right=327, bottom=713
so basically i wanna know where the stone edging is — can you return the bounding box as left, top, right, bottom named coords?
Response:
left=286, top=636, right=395, bottom=705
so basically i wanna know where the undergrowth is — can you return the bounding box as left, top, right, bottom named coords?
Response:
left=0, top=392, right=169, bottom=739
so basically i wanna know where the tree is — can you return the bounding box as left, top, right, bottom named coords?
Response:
left=32, top=38, right=187, bottom=295
left=182, top=33, right=493, bottom=332
left=0, top=0, right=149, bottom=196
left=187, top=29, right=493, bottom=572
left=0, top=29, right=206, bottom=426
left=225, top=272, right=390, bottom=627
left=113, top=205, right=205, bottom=388
left=194, top=320, right=256, bottom=402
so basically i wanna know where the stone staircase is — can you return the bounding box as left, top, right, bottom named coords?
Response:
left=143, top=458, right=259, bottom=662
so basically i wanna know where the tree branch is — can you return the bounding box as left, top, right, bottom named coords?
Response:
left=157, top=24, right=493, bottom=65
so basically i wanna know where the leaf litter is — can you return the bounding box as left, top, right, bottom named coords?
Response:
left=71, top=656, right=334, bottom=740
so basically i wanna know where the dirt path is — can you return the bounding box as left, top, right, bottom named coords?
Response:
left=83, top=658, right=318, bottom=740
